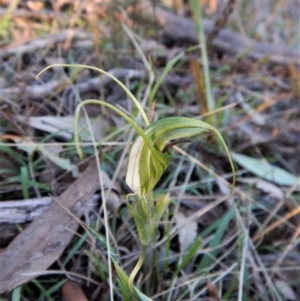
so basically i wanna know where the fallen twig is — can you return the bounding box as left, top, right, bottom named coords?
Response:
left=0, top=68, right=191, bottom=102
left=0, top=196, right=98, bottom=224
left=0, top=29, right=91, bottom=59
left=0, top=8, right=65, bottom=19
left=0, top=77, right=69, bottom=100
left=0, top=69, right=146, bottom=102
left=140, top=0, right=300, bottom=65
left=207, top=0, right=237, bottom=51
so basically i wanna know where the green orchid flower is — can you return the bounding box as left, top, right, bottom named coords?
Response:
left=37, top=63, right=235, bottom=301
left=37, top=64, right=235, bottom=199
left=126, top=116, right=235, bottom=197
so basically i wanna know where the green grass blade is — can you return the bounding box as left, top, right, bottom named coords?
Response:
left=20, top=166, right=29, bottom=199
left=148, top=51, right=185, bottom=107
left=177, top=237, right=202, bottom=272
left=11, top=286, right=22, bottom=301
left=198, top=208, right=235, bottom=271
left=135, top=289, right=155, bottom=301
left=32, top=280, right=55, bottom=301
left=36, top=279, right=67, bottom=301
left=112, top=259, right=140, bottom=300
left=0, top=145, right=26, bottom=165
left=73, top=99, right=156, bottom=160
left=118, top=278, right=132, bottom=301
left=232, top=152, right=298, bottom=186
left=63, top=232, right=88, bottom=266
left=85, top=250, right=107, bottom=281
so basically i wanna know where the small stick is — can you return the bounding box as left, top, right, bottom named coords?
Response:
left=207, top=0, right=237, bottom=52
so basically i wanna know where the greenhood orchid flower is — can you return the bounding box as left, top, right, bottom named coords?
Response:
left=126, top=117, right=207, bottom=197
left=126, top=116, right=235, bottom=198
left=36, top=64, right=235, bottom=200
left=36, top=63, right=235, bottom=301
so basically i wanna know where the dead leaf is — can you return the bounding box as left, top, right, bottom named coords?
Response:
left=238, top=93, right=267, bottom=126
left=38, top=143, right=64, bottom=183
left=174, top=209, right=197, bottom=252
left=179, top=194, right=223, bottom=226
left=0, top=159, right=100, bottom=293
left=203, top=0, right=218, bottom=15
left=105, top=190, right=123, bottom=213
left=0, top=76, right=6, bottom=88
left=17, top=115, right=109, bottom=142
left=26, top=1, right=44, bottom=11
left=206, top=283, right=221, bottom=301
left=238, top=178, right=284, bottom=200
left=274, top=279, right=297, bottom=301
left=0, top=134, right=79, bottom=177
left=0, top=150, right=20, bottom=179
left=62, top=280, right=89, bottom=301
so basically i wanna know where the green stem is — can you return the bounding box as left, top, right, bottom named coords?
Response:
left=73, top=99, right=158, bottom=160
left=36, top=63, right=150, bottom=126
left=128, top=244, right=148, bottom=294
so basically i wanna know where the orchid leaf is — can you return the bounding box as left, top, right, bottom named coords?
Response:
left=126, top=198, right=150, bottom=246
left=112, top=259, right=154, bottom=301
left=150, top=194, right=171, bottom=235
left=112, top=259, right=140, bottom=300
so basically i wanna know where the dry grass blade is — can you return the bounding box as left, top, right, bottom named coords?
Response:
left=253, top=204, right=300, bottom=242
left=0, top=159, right=100, bottom=293
left=190, top=56, right=208, bottom=115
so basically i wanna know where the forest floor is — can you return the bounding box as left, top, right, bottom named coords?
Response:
left=0, top=0, right=299, bottom=300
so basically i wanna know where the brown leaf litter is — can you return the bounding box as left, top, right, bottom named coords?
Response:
left=0, top=159, right=100, bottom=293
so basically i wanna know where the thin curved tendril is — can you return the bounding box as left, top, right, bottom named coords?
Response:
left=73, top=99, right=157, bottom=159
left=36, top=63, right=150, bottom=126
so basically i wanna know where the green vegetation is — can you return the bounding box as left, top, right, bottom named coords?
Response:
left=0, top=1, right=299, bottom=300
